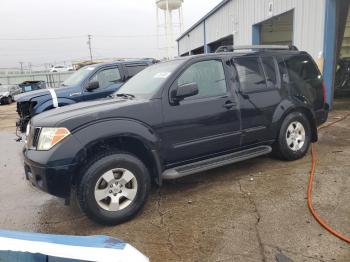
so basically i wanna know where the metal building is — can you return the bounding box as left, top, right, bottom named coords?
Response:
left=177, top=0, right=350, bottom=107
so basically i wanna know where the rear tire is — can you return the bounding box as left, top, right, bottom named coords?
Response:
left=273, top=112, right=311, bottom=161
left=77, top=151, right=151, bottom=225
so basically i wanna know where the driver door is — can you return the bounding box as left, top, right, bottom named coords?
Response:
left=160, top=59, right=241, bottom=165
left=84, top=67, right=122, bottom=101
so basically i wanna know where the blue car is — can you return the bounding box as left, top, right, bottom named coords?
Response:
left=0, top=230, right=149, bottom=261
left=15, top=59, right=156, bottom=132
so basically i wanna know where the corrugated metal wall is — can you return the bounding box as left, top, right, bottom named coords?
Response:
left=177, top=0, right=326, bottom=60
left=206, top=1, right=235, bottom=44
left=179, top=22, right=205, bottom=55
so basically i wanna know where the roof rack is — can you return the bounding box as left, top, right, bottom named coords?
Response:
left=215, top=45, right=298, bottom=53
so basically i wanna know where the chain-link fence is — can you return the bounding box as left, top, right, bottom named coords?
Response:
left=0, top=72, right=74, bottom=88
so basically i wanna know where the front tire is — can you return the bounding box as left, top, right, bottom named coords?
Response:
left=6, top=96, right=12, bottom=104
left=77, top=151, right=151, bottom=225
left=273, top=112, right=311, bottom=161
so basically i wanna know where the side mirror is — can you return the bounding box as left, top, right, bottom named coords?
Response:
left=86, top=81, right=99, bottom=91
left=172, top=82, right=199, bottom=102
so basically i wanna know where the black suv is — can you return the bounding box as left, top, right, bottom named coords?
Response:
left=23, top=46, right=329, bottom=225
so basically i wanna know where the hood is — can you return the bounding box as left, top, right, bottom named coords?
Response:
left=15, top=85, right=78, bottom=102
left=15, top=89, right=50, bottom=102
left=30, top=97, right=155, bottom=130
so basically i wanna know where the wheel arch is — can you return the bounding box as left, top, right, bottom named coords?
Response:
left=71, top=120, right=163, bottom=187
left=272, top=102, right=318, bottom=143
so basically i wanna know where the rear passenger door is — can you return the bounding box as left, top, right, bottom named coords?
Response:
left=161, top=58, right=241, bottom=165
left=233, top=56, right=282, bottom=146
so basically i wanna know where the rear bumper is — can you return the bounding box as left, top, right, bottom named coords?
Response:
left=315, top=103, right=329, bottom=127
left=24, top=149, right=76, bottom=199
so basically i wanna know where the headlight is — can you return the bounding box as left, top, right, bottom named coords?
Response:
left=37, top=127, right=70, bottom=151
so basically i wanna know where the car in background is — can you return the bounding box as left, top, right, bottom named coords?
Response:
left=49, top=65, right=73, bottom=73
left=0, top=85, right=22, bottom=105
left=335, top=57, right=350, bottom=97
left=16, top=59, right=156, bottom=132
left=19, top=81, right=47, bottom=93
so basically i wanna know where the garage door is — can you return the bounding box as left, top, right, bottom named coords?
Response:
left=340, top=7, right=350, bottom=58
left=261, top=11, right=294, bottom=45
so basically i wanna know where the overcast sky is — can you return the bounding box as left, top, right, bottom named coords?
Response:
left=0, top=0, right=222, bottom=69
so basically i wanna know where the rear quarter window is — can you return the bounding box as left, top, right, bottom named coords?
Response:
left=284, top=54, right=321, bottom=83
left=284, top=54, right=323, bottom=107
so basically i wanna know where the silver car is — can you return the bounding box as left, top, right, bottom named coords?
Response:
left=0, top=84, right=22, bottom=105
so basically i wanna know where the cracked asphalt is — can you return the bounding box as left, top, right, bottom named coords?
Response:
left=0, top=103, right=350, bottom=261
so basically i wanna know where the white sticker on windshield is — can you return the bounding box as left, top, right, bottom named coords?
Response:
left=154, top=72, right=171, bottom=79
left=85, top=67, right=95, bottom=71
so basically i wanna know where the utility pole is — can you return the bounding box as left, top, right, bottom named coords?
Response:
left=87, top=34, right=93, bottom=62
left=19, top=62, right=24, bottom=74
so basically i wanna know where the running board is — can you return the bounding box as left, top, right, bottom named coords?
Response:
left=162, top=146, right=272, bottom=180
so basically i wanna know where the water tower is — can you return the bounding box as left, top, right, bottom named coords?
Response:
left=156, top=0, right=184, bottom=59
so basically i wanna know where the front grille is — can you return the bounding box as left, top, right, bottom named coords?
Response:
left=17, top=102, right=30, bottom=118
left=27, top=126, right=41, bottom=149
left=17, top=101, right=37, bottom=133
left=32, top=127, right=41, bottom=147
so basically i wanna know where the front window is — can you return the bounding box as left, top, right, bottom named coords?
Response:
left=62, top=66, right=96, bottom=86
left=89, top=67, right=121, bottom=89
left=117, top=60, right=184, bottom=98
left=177, top=60, right=227, bottom=100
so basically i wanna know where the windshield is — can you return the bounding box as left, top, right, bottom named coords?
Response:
left=62, top=66, right=95, bottom=86
left=117, top=60, right=184, bottom=98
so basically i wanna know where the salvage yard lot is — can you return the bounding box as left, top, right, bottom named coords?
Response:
left=0, top=104, right=349, bottom=261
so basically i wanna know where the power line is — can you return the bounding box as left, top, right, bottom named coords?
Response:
left=95, top=34, right=161, bottom=38
left=0, top=36, right=86, bottom=41
left=0, top=34, right=165, bottom=41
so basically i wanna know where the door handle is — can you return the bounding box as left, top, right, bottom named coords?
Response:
left=223, top=101, right=236, bottom=109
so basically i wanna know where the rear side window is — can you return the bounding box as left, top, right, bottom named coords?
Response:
left=177, top=60, right=227, bottom=100
left=126, top=64, right=148, bottom=77
left=261, top=57, right=278, bottom=88
left=234, top=57, right=266, bottom=92
left=276, top=56, right=289, bottom=83
left=284, top=55, right=320, bottom=82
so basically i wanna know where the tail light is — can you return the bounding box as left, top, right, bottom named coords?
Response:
left=322, top=80, right=326, bottom=104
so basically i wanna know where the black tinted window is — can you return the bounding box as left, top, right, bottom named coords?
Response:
left=261, top=57, right=277, bottom=88
left=285, top=55, right=320, bottom=82
left=126, top=64, right=148, bottom=77
left=177, top=60, right=227, bottom=100
left=276, top=56, right=289, bottom=83
left=234, top=57, right=266, bottom=92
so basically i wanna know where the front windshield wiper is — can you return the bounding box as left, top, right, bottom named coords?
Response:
left=116, top=93, right=135, bottom=99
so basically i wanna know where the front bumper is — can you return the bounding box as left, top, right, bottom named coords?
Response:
left=23, top=149, right=77, bottom=199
